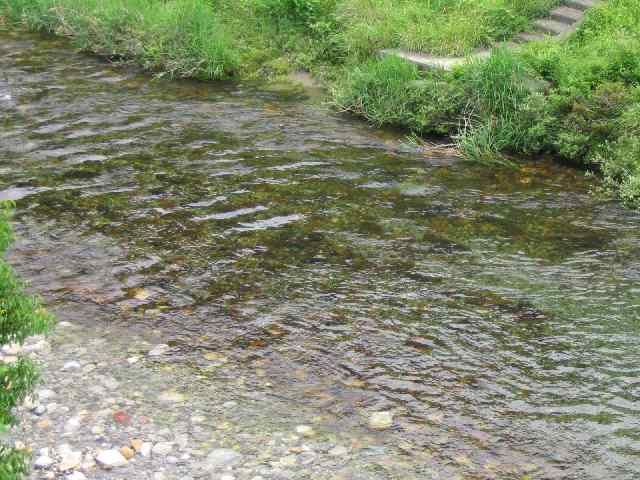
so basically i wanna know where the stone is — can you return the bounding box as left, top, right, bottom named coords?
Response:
left=119, top=446, right=135, bottom=460
left=140, top=442, right=153, bottom=457
left=62, top=360, right=81, bottom=370
left=328, top=445, right=349, bottom=456
left=66, top=472, right=86, bottom=480
left=113, top=410, right=131, bottom=424
left=148, top=344, right=170, bottom=356
left=38, top=389, right=56, bottom=400
left=368, top=411, right=394, bottom=430
left=202, top=449, right=243, bottom=470
left=34, top=405, right=47, bottom=416
left=82, top=364, right=96, bottom=374
left=294, top=425, right=315, bottom=437
left=279, top=455, right=297, bottom=467
left=127, top=356, right=140, bottom=364
left=2, top=343, right=21, bottom=355
left=152, top=442, right=174, bottom=456
left=96, top=449, right=128, bottom=469
left=159, top=390, right=185, bottom=403
left=37, top=419, right=51, bottom=429
left=103, top=377, right=119, bottom=390
left=131, top=439, right=143, bottom=452
left=64, top=416, right=82, bottom=432
left=34, top=456, right=54, bottom=469
left=58, top=452, right=82, bottom=471
left=220, top=475, right=236, bottom=480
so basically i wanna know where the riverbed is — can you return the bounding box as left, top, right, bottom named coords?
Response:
left=1, top=30, right=639, bottom=479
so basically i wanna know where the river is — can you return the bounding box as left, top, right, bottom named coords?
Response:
left=1, top=30, right=639, bottom=479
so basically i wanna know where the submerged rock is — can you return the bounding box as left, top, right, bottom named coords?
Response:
left=148, top=344, right=170, bottom=356
left=368, top=411, right=394, bottom=430
left=202, top=448, right=243, bottom=470
left=96, top=449, right=128, bottom=469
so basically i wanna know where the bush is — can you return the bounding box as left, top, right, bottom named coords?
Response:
left=0, top=202, right=54, bottom=479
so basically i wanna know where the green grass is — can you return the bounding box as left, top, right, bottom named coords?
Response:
left=0, top=202, right=53, bottom=480
left=334, top=0, right=640, bottom=206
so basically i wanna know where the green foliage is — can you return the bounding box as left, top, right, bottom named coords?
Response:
left=0, top=446, right=29, bottom=480
left=332, top=56, right=466, bottom=134
left=331, top=0, right=640, bottom=206
left=253, top=0, right=334, bottom=28
left=0, top=202, right=53, bottom=478
left=0, top=0, right=239, bottom=79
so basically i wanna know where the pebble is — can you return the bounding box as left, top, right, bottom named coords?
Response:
left=58, top=451, right=82, bottom=471
left=38, top=389, right=57, bottom=400
left=66, top=472, right=87, bottom=480
left=96, top=449, right=128, bottom=468
left=62, top=360, right=81, bottom=370
left=34, top=405, right=47, bottom=416
left=328, top=445, right=349, bottom=456
left=64, top=416, right=82, bottom=432
left=2, top=343, right=21, bottom=355
left=140, top=442, right=153, bottom=457
left=279, top=455, right=297, bottom=467
left=119, top=446, right=135, bottom=460
left=131, top=438, right=143, bottom=452
left=368, top=411, right=394, bottom=430
left=148, top=344, right=170, bottom=356
left=295, top=425, right=315, bottom=437
left=202, top=448, right=243, bottom=470
left=34, top=455, right=54, bottom=469
left=152, top=442, right=174, bottom=456
left=159, top=390, right=185, bottom=403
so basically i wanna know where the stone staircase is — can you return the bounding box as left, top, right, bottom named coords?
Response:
left=382, top=0, right=600, bottom=70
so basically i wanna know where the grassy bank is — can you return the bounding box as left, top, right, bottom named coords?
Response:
left=334, top=0, right=640, bottom=206
left=1, top=0, right=638, bottom=206
left=0, top=202, right=53, bottom=480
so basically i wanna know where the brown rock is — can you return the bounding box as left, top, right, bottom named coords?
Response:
left=131, top=439, right=143, bottom=452
left=119, top=447, right=135, bottom=460
left=36, top=419, right=50, bottom=429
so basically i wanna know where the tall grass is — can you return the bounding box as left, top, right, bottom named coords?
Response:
left=0, top=0, right=239, bottom=79
left=0, top=202, right=53, bottom=480
left=332, top=0, right=640, bottom=206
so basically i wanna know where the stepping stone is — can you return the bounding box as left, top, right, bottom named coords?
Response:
left=564, top=0, right=598, bottom=11
left=513, top=32, right=546, bottom=44
left=534, top=18, right=574, bottom=36
left=380, top=49, right=470, bottom=70
left=550, top=6, right=584, bottom=24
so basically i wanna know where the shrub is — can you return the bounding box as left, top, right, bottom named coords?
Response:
left=0, top=202, right=54, bottom=479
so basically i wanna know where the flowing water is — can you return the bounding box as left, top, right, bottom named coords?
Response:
left=1, top=31, right=639, bottom=479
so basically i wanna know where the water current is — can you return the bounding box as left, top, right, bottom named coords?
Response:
left=1, top=30, right=639, bottom=479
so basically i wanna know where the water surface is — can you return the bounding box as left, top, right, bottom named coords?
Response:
left=1, top=30, right=639, bottom=479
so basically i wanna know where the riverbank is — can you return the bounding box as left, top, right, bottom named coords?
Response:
left=1, top=0, right=638, bottom=206
left=0, top=203, right=52, bottom=480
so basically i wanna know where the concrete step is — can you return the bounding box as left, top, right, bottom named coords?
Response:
left=381, top=49, right=488, bottom=70
left=513, top=32, right=547, bottom=43
left=534, top=18, right=574, bottom=35
left=550, top=6, right=584, bottom=24
left=564, top=0, right=598, bottom=11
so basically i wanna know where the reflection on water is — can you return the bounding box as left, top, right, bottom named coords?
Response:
left=2, top=30, right=640, bottom=479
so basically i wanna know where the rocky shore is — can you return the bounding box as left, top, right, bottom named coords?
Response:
left=5, top=321, right=431, bottom=480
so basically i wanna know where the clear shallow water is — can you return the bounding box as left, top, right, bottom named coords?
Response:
left=1, top=30, right=640, bottom=479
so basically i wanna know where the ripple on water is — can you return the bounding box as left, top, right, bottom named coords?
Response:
left=1, top=31, right=639, bottom=480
